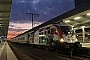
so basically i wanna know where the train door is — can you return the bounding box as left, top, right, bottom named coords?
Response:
left=45, top=29, right=50, bottom=45
left=27, top=34, right=30, bottom=44
left=34, top=31, right=39, bottom=44
left=28, top=33, right=34, bottom=44
left=50, top=25, right=60, bottom=42
left=47, top=25, right=63, bottom=46
left=39, top=31, right=45, bottom=43
left=39, top=29, right=47, bottom=44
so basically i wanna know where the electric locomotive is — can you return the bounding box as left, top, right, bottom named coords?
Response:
left=11, top=23, right=82, bottom=51
left=27, top=23, right=82, bottom=50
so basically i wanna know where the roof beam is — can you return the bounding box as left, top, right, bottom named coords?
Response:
left=0, top=2, right=12, bottom=5
left=0, top=16, right=10, bottom=18
left=0, top=11, right=10, bottom=13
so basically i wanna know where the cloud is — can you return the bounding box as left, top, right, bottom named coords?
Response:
left=9, top=25, right=15, bottom=27
left=9, top=21, right=42, bottom=31
left=7, top=31, right=23, bottom=39
left=31, top=0, right=41, bottom=4
left=8, top=28, right=28, bottom=32
left=14, top=0, right=28, bottom=4
left=9, top=22, right=32, bottom=29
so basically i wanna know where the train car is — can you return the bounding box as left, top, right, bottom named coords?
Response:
left=12, top=34, right=28, bottom=44
left=18, top=35, right=27, bottom=43
left=11, top=23, right=81, bottom=51
left=26, top=23, right=81, bottom=50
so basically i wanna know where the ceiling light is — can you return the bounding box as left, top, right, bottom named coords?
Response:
left=71, top=25, right=74, bottom=27
left=64, top=20, right=70, bottom=23
left=81, top=26, right=85, bottom=28
left=74, top=17, right=81, bottom=20
left=88, top=34, right=90, bottom=35
left=87, top=13, right=90, bottom=16
left=0, top=24, right=1, bottom=25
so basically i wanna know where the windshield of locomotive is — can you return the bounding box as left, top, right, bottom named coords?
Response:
left=60, top=26, right=73, bottom=35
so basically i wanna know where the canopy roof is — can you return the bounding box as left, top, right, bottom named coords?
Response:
left=0, top=0, right=12, bottom=38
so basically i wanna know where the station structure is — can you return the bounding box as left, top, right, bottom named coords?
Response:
left=1, top=0, right=90, bottom=59
left=13, top=0, right=90, bottom=43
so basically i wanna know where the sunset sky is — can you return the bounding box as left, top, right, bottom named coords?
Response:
left=7, top=0, right=75, bottom=40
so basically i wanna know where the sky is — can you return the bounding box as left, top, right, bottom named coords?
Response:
left=7, top=0, right=75, bottom=39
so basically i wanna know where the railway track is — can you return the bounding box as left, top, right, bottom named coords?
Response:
left=9, top=43, right=41, bottom=60
left=8, top=42, right=70, bottom=60
left=53, top=50, right=90, bottom=60
left=71, top=47, right=90, bottom=60
left=8, top=42, right=90, bottom=60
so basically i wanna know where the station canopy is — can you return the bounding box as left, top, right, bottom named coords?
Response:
left=0, top=0, right=12, bottom=38
left=63, top=10, right=90, bottom=30
left=54, top=1, right=90, bottom=33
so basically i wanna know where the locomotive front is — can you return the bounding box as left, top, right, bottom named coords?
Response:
left=59, top=25, right=82, bottom=49
left=50, top=24, right=82, bottom=49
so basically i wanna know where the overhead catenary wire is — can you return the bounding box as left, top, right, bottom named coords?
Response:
left=17, top=1, right=30, bottom=21
left=17, top=0, right=59, bottom=22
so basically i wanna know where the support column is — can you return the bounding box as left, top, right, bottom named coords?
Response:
left=82, top=26, right=85, bottom=42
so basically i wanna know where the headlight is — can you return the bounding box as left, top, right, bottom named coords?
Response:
left=75, top=39, right=78, bottom=42
left=60, top=38, right=64, bottom=42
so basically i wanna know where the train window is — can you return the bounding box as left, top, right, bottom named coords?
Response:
left=45, top=31, right=46, bottom=34
left=42, top=37, right=46, bottom=43
left=51, top=28, right=56, bottom=34
left=48, top=30, right=50, bottom=34
left=60, top=26, right=72, bottom=35
left=39, top=33, right=41, bottom=35
left=85, top=28, right=90, bottom=32
left=42, top=32, right=43, bottom=35
left=75, top=29, right=82, bottom=33
left=39, top=37, right=46, bottom=43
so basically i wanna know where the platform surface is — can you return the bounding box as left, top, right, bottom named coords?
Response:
left=0, top=42, right=17, bottom=60
left=80, top=43, right=90, bottom=48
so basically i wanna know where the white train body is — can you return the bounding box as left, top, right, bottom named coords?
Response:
left=11, top=23, right=81, bottom=48
left=28, top=24, right=78, bottom=45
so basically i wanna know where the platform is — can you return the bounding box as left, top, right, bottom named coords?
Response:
left=0, top=42, right=17, bottom=60
left=80, top=43, right=90, bottom=48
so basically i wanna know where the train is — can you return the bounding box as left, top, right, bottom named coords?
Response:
left=11, top=22, right=82, bottom=51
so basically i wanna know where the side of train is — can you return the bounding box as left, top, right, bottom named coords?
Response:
left=11, top=23, right=82, bottom=51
